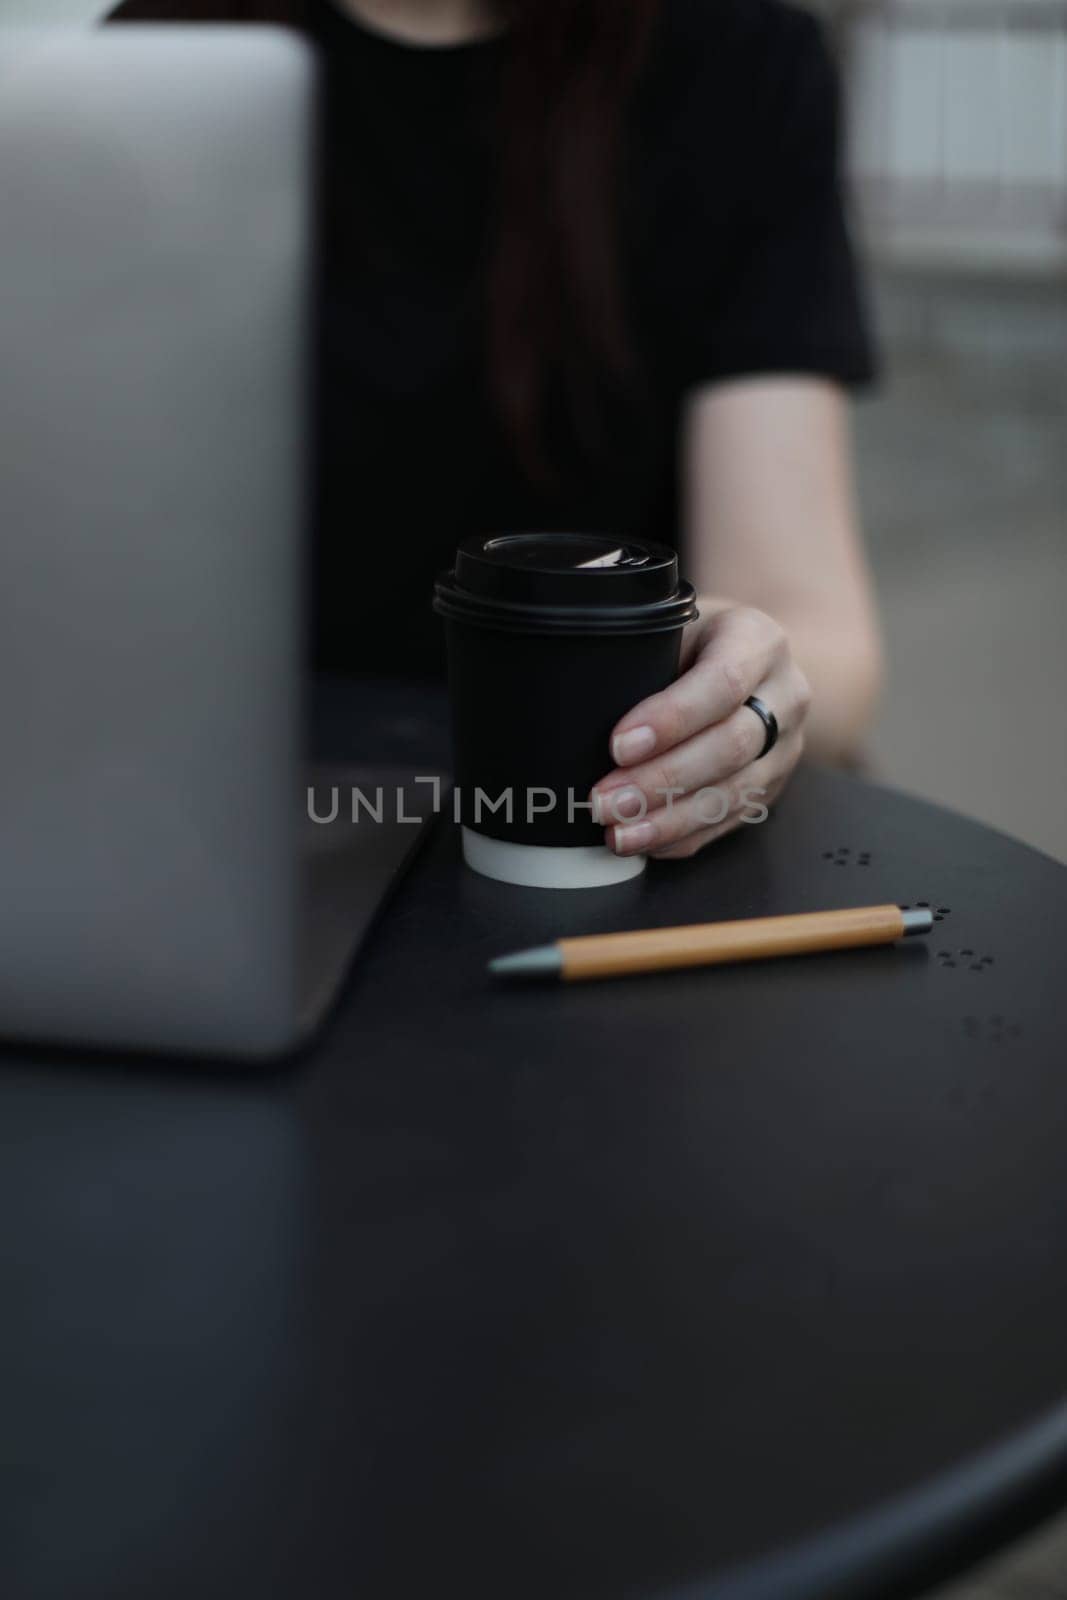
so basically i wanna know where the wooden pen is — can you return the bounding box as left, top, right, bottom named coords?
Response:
left=488, top=903, right=933, bottom=982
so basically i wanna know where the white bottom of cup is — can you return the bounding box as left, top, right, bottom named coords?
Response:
left=461, top=827, right=646, bottom=889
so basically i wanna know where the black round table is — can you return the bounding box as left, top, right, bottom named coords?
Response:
left=3, top=683, right=1067, bottom=1600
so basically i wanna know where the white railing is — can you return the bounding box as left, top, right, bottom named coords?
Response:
left=841, top=0, right=1067, bottom=268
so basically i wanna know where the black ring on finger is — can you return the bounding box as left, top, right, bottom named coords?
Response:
left=744, top=694, right=779, bottom=758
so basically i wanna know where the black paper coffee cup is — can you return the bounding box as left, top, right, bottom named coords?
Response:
left=433, top=533, right=698, bottom=888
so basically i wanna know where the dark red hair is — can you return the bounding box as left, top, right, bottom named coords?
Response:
left=108, top=0, right=662, bottom=475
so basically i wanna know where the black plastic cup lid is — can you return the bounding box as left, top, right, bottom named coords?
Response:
left=434, top=533, right=698, bottom=636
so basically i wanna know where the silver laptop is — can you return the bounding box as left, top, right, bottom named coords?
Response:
left=0, top=27, right=435, bottom=1061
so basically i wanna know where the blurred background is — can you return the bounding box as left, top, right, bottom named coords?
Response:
left=830, top=0, right=1067, bottom=868
left=4, top=0, right=1065, bottom=861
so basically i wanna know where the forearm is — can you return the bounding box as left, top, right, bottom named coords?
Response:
left=683, top=379, right=885, bottom=769
left=784, top=615, right=883, bottom=765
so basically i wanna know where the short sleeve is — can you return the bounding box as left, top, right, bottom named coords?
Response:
left=677, top=7, right=878, bottom=392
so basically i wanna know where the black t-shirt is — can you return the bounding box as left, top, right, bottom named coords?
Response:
left=315, top=0, right=877, bottom=674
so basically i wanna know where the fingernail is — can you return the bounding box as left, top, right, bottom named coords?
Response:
left=598, top=785, right=645, bottom=825
left=612, top=725, right=656, bottom=765
left=612, top=820, right=656, bottom=855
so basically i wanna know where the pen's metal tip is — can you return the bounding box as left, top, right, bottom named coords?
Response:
left=901, top=908, right=934, bottom=936
left=488, top=946, right=562, bottom=980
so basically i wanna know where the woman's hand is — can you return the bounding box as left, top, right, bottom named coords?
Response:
left=591, top=601, right=811, bottom=860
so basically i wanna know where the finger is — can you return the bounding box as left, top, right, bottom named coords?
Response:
left=677, top=599, right=732, bottom=672
left=609, top=609, right=787, bottom=768
left=650, top=769, right=792, bottom=860
left=594, top=660, right=809, bottom=818
left=608, top=733, right=801, bottom=856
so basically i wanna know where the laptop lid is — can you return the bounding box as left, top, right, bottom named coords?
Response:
left=0, top=29, right=315, bottom=1058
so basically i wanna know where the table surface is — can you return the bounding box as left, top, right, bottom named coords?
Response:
left=3, top=683, right=1067, bottom=1600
